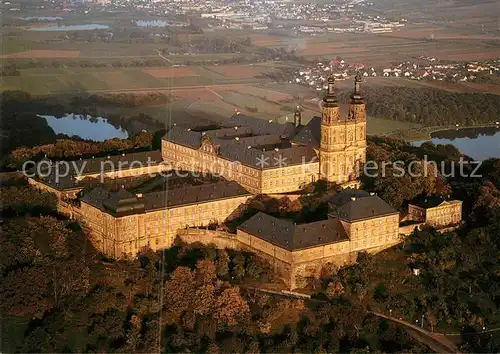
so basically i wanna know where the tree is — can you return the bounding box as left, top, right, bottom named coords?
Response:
left=327, top=280, right=345, bottom=298
left=163, top=266, right=195, bottom=320
left=215, top=249, right=229, bottom=278
left=213, top=286, right=250, bottom=326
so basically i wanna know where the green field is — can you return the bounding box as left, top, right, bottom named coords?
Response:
left=1, top=65, right=271, bottom=94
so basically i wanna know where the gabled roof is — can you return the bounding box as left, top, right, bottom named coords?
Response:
left=291, top=116, right=322, bottom=147
left=162, top=114, right=319, bottom=170
left=163, top=126, right=202, bottom=149
left=238, top=212, right=349, bottom=251
left=81, top=181, right=251, bottom=216
left=409, top=196, right=462, bottom=209
left=328, top=189, right=398, bottom=222
left=31, top=151, right=163, bottom=191
left=221, top=114, right=297, bottom=138
left=205, top=126, right=253, bottom=139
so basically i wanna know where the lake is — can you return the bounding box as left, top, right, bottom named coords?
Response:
left=29, top=24, right=110, bottom=31
left=413, top=126, right=500, bottom=160
left=40, top=114, right=128, bottom=141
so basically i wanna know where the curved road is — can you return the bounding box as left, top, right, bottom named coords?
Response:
left=371, top=312, right=461, bottom=353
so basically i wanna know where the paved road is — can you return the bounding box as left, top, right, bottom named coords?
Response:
left=246, top=287, right=465, bottom=352
left=371, top=312, right=461, bottom=353
left=155, top=49, right=173, bottom=64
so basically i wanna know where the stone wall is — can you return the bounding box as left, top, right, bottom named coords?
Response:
left=178, top=226, right=403, bottom=290
left=267, top=193, right=302, bottom=201
left=176, top=229, right=241, bottom=250
left=399, top=223, right=424, bottom=236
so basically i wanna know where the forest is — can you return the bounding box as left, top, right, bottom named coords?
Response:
left=1, top=136, right=499, bottom=352
left=0, top=183, right=427, bottom=353
left=338, top=87, right=500, bottom=126
left=0, top=91, right=166, bottom=170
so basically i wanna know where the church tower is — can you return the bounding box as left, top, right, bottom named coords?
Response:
left=319, top=76, right=341, bottom=182
left=348, top=72, right=367, bottom=173
left=319, top=74, right=367, bottom=185
left=348, top=72, right=366, bottom=122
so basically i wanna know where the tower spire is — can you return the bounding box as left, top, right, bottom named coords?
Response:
left=350, top=72, right=364, bottom=102
left=323, top=75, right=338, bottom=107
left=294, top=105, right=302, bottom=127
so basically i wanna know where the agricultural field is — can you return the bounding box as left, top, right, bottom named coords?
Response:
left=293, top=30, right=499, bottom=66
left=1, top=2, right=497, bottom=140
left=0, top=63, right=281, bottom=95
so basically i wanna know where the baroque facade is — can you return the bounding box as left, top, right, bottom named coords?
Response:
left=319, top=74, right=367, bottom=183
left=26, top=74, right=463, bottom=289
left=408, top=197, right=462, bottom=228
left=79, top=181, right=251, bottom=258
left=161, top=75, right=366, bottom=193
left=235, top=189, right=400, bottom=288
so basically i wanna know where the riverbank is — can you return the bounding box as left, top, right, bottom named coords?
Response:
left=385, top=122, right=500, bottom=141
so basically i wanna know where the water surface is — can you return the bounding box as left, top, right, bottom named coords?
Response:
left=40, top=114, right=128, bottom=141
left=413, top=127, right=500, bottom=160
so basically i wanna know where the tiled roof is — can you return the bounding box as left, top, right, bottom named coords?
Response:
left=328, top=189, right=398, bottom=222
left=163, top=126, right=202, bottom=148
left=205, top=126, right=253, bottom=139
left=221, top=114, right=297, bottom=138
left=291, top=116, right=322, bottom=147
left=238, top=212, right=349, bottom=251
left=163, top=114, right=319, bottom=170
left=218, top=143, right=317, bottom=170
left=409, top=196, right=461, bottom=209
left=81, top=181, right=251, bottom=216
left=145, top=181, right=250, bottom=210
left=31, top=150, right=163, bottom=191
